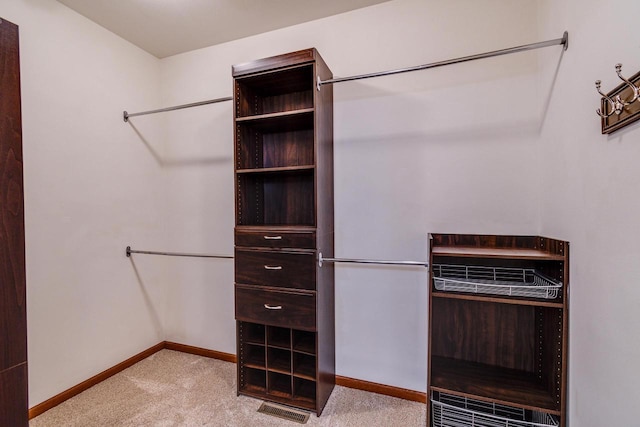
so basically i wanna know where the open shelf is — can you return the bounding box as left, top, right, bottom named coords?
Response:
left=430, top=357, right=559, bottom=413
left=237, top=165, right=315, bottom=175
left=432, top=291, right=564, bottom=308
left=235, top=109, right=314, bottom=171
left=236, top=108, right=314, bottom=125
left=235, top=64, right=314, bottom=118
left=432, top=246, right=565, bottom=261
left=237, top=169, right=314, bottom=226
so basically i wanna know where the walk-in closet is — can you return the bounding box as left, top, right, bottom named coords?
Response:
left=2, top=1, right=640, bottom=426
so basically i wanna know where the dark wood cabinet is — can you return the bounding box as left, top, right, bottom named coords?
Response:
left=427, top=234, right=568, bottom=427
left=0, top=17, right=28, bottom=426
left=233, top=49, right=335, bottom=415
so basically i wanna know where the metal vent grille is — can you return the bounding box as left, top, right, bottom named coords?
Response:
left=257, top=402, right=310, bottom=424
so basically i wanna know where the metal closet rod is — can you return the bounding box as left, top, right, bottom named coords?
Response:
left=318, top=252, right=428, bottom=268
left=125, top=246, right=233, bottom=259
left=317, top=31, right=569, bottom=88
left=121, top=32, right=567, bottom=120
left=124, top=246, right=427, bottom=267
left=123, top=96, right=233, bottom=122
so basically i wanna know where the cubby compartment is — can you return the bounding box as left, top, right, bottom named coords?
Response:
left=294, top=377, right=316, bottom=403
left=431, top=391, right=559, bottom=427
left=236, top=170, right=314, bottom=226
left=268, top=371, right=293, bottom=398
left=267, top=326, right=291, bottom=349
left=267, top=347, right=291, bottom=374
left=293, top=353, right=316, bottom=380
left=236, top=110, right=314, bottom=171
left=241, top=322, right=265, bottom=345
left=293, top=330, right=315, bottom=354
left=235, top=64, right=314, bottom=117
left=243, top=344, right=266, bottom=369
left=241, top=366, right=266, bottom=393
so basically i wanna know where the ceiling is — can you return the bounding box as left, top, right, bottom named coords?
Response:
left=57, top=0, right=391, bottom=58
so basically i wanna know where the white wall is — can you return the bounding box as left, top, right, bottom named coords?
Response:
left=537, top=1, right=640, bottom=425
left=2, top=0, right=167, bottom=406
left=159, top=0, right=543, bottom=392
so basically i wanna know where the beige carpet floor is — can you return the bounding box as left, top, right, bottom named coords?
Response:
left=30, top=349, right=426, bottom=426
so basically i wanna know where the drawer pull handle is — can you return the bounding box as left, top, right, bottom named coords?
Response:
left=264, top=304, right=282, bottom=310
left=264, top=265, right=283, bottom=270
left=263, top=235, right=282, bottom=240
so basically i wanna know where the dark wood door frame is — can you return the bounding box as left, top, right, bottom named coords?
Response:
left=0, top=16, right=28, bottom=426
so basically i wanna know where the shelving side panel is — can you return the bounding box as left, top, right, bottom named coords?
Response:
left=314, top=50, right=336, bottom=418
left=538, top=306, right=564, bottom=410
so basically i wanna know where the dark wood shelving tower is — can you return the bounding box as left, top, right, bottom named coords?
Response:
left=427, top=234, right=569, bottom=427
left=232, top=48, right=335, bottom=415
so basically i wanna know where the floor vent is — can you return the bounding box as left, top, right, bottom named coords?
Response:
left=257, top=402, right=310, bottom=424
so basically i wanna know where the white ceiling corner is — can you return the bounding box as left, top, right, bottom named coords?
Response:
left=57, top=0, right=392, bottom=58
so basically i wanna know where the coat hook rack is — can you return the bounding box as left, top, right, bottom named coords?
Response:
left=595, top=63, right=640, bottom=134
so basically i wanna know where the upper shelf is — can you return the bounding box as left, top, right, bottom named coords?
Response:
left=235, top=108, right=314, bottom=130
left=431, top=246, right=565, bottom=261
left=430, top=234, right=567, bottom=261
left=235, top=62, right=315, bottom=118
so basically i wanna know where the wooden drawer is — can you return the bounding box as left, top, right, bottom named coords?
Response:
left=235, top=248, right=316, bottom=290
left=235, top=285, right=316, bottom=330
left=235, top=229, right=316, bottom=249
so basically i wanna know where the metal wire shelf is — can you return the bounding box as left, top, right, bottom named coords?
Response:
left=431, top=392, right=559, bottom=427
left=432, top=265, right=562, bottom=299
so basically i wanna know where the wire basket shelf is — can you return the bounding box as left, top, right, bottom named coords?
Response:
left=432, top=265, right=562, bottom=299
left=431, top=392, right=559, bottom=427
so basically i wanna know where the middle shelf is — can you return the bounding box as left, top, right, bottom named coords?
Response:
left=430, top=357, right=560, bottom=414
left=235, top=109, right=314, bottom=170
